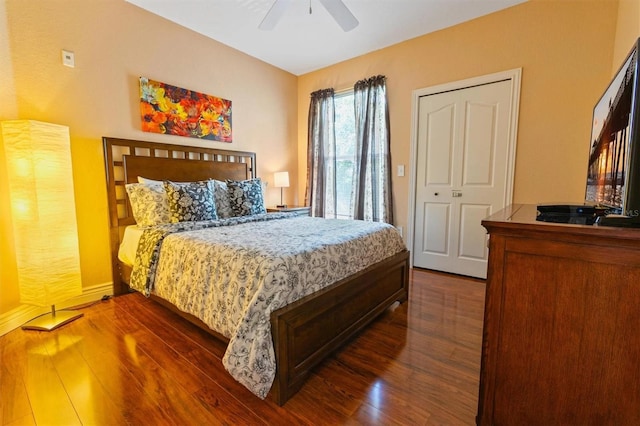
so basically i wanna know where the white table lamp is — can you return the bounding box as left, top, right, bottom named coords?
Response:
left=274, top=171, right=289, bottom=208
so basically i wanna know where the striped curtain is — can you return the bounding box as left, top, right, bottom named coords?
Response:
left=305, top=88, right=336, bottom=217
left=352, top=75, right=393, bottom=223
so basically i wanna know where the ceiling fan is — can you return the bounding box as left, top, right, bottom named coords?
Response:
left=259, top=0, right=359, bottom=32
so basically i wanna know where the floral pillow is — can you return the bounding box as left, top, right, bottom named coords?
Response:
left=226, top=178, right=266, bottom=217
left=211, top=179, right=234, bottom=219
left=137, top=176, right=164, bottom=185
left=125, top=182, right=171, bottom=227
left=163, top=180, right=218, bottom=223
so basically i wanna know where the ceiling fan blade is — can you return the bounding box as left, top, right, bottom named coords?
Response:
left=259, top=0, right=292, bottom=31
left=318, top=0, right=359, bottom=32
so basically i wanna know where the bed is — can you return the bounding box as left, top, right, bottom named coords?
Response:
left=103, top=137, right=410, bottom=405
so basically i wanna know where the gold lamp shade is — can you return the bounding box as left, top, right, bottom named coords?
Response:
left=1, top=120, right=83, bottom=331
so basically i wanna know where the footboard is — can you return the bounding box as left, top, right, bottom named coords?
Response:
left=270, top=249, right=410, bottom=405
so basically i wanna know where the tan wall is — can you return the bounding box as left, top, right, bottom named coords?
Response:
left=1, top=1, right=19, bottom=314
left=0, top=0, right=297, bottom=314
left=612, top=0, right=640, bottom=69
left=297, top=0, right=619, bottom=242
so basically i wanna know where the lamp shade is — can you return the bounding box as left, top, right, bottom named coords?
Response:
left=274, top=171, right=290, bottom=188
left=1, top=120, right=82, bottom=307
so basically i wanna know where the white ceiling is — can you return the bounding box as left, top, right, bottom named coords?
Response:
left=126, top=0, right=527, bottom=76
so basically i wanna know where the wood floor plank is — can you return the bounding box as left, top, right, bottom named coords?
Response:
left=115, top=292, right=311, bottom=426
left=0, top=360, right=33, bottom=425
left=0, top=269, right=486, bottom=425
left=86, top=305, right=244, bottom=425
left=346, top=401, right=409, bottom=426
left=37, top=329, right=130, bottom=426
left=18, top=332, right=81, bottom=425
left=64, top=306, right=192, bottom=426
left=120, top=294, right=229, bottom=359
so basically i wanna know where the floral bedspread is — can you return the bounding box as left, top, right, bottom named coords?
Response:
left=130, top=213, right=406, bottom=399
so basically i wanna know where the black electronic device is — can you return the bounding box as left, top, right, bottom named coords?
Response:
left=596, top=215, right=640, bottom=228
left=536, top=204, right=607, bottom=225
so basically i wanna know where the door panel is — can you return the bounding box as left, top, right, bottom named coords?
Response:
left=425, top=104, right=455, bottom=186
left=421, top=202, right=450, bottom=255
left=459, top=204, right=491, bottom=260
left=413, top=78, right=515, bottom=278
left=463, top=102, right=498, bottom=186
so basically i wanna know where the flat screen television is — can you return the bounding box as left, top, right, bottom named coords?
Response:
left=585, top=37, right=640, bottom=221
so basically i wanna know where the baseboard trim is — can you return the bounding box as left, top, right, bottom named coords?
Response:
left=0, top=282, right=113, bottom=336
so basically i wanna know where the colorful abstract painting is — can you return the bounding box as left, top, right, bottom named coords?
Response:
left=139, top=77, right=232, bottom=142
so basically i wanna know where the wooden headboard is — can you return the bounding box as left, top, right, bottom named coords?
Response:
left=103, top=137, right=257, bottom=295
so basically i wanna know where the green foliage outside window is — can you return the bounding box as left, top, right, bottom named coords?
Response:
left=334, top=92, right=355, bottom=219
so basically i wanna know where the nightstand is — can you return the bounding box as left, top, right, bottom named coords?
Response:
left=267, top=206, right=310, bottom=216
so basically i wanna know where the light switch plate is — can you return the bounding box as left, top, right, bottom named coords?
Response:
left=397, top=165, right=405, bottom=177
left=62, top=50, right=75, bottom=68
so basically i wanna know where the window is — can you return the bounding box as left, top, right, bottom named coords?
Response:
left=334, top=91, right=355, bottom=219
left=307, top=76, right=392, bottom=223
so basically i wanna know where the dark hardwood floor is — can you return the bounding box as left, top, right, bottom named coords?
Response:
left=0, top=269, right=485, bottom=425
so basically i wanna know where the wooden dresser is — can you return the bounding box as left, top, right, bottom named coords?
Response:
left=477, top=204, right=640, bottom=425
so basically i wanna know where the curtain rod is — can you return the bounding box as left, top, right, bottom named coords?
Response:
left=335, top=86, right=353, bottom=95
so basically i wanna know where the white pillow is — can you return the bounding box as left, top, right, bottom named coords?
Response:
left=210, top=179, right=235, bottom=219
left=125, top=183, right=171, bottom=227
left=138, top=176, right=162, bottom=185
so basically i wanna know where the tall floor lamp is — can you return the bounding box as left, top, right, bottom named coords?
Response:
left=274, top=171, right=289, bottom=208
left=1, top=120, right=83, bottom=331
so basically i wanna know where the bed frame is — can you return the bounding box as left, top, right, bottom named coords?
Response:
left=103, top=136, right=410, bottom=405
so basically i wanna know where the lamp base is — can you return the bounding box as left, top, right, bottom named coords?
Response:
left=22, top=306, right=83, bottom=331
